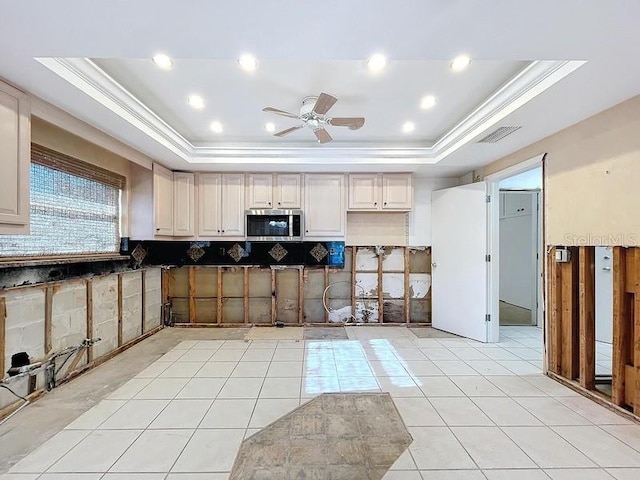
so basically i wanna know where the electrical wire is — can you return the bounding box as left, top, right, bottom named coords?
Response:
left=0, top=383, right=27, bottom=401
left=322, top=280, right=372, bottom=324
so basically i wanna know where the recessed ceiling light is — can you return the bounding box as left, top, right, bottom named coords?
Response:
left=265, top=122, right=276, bottom=133
left=450, top=54, right=471, bottom=72
left=187, top=95, right=205, bottom=109
left=420, top=95, right=437, bottom=110
left=210, top=121, right=223, bottom=133
left=402, top=121, right=415, bottom=133
left=238, top=54, right=258, bottom=72
left=367, top=53, right=387, bottom=73
left=152, top=53, right=173, bottom=70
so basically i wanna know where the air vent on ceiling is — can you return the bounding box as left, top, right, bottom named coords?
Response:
left=477, top=126, right=522, bottom=143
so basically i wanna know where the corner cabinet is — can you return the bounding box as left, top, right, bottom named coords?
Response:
left=198, top=173, right=245, bottom=237
left=0, top=81, right=30, bottom=234
left=348, top=173, right=413, bottom=211
left=247, top=173, right=301, bottom=209
left=304, top=174, right=345, bottom=238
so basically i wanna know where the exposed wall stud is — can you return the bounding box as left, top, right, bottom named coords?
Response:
left=560, top=250, right=580, bottom=379
left=298, top=267, right=304, bottom=324
left=271, top=268, right=277, bottom=324
left=351, top=246, right=357, bottom=320
left=324, top=266, right=330, bottom=323
left=217, top=267, right=223, bottom=324
left=612, top=247, right=629, bottom=405
left=86, top=279, right=93, bottom=363
left=578, top=246, right=595, bottom=389
left=141, top=269, right=146, bottom=333
left=378, top=249, right=384, bottom=323
left=0, top=297, right=6, bottom=379
left=188, top=267, right=196, bottom=323
left=117, top=274, right=123, bottom=347
left=244, top=267, right=250, bottom=324
left=44, top=286, right=53, bottom=354
left=404, top=247, right=410, bottom=323
left=548, top=247, right=562, bottom=374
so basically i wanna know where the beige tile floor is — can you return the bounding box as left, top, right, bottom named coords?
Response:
left=2, top=325, right=639, bottom=480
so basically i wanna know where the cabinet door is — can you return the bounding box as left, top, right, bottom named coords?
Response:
left=382, top=174, right=413, bottom=210
left=503, top=192, right=533, bottom=217
left=221, top=174, right=245, bottom=236
left=153, top=163, right=174, bottom=235
left=198, top=173, right=221, bottom=236
left=275, top=174, right=301, bottom=209
left=247, top=173, right=273, bottom=209
left=173, top=172, right=195, bottom=236
left=348, top=174, right=379, bottom=210
left=0, top=82, right=30, bottom=234
left=304, top=174, right=345, bottom=237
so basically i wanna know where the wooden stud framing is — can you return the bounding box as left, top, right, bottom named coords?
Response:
left=351, top=246, right=357, bottom=321
left=0, top=297, right=6, bottom=380
left=244, top=267, right=250, bottom=324
left=324, top=266, right=330, bottom=323
left=161, top=268, right=170, bottom=305
left=217, top=267, right=223, bottom=324
left=188, top=267, right=196, bottom=323
left=578, top=246, right=596, bottom=389
left=404, top=247, right=410, bottom=323
left=117, top=274, right=123, bottom=347
left=560, top=250, right=580, bottom=380
left=86, top=279, right=93, bottom=363
left=44, top=286, right=53, bottom=355
left=271, top=268, right=277, bottom=324
left=612, top=247, right=629, bottom=405
left=141, top=269, right=146, bottom=333
left=630, top=249, right=640, bottom=413
left=298, top=267, right=304, bottom=324
left=548, top=247, right=562, bottom=374
left=378, top=250, right=384, bottom=323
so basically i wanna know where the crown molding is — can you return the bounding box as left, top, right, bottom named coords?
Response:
left=37, top=58, right=585, bottom=165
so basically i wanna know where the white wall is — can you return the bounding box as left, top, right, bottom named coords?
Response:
left=408, top=177, right=459, bottom=246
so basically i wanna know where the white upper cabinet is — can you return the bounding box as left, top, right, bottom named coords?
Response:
left=348, top=174, right=380, bottom=210
left=304, top=174, right=345, bottom=237
left=153, top=163, right=174, bottom=236
left=502, top=191, right=534, bottom=217
left=198, top=173, right=245, bottom=237
left=0, top=81, right=30, bottom=234
left=247, top=173, right=273, bottom=209
left=275, top=174, right=301, bottom=209
left=172, top=172, right=195, bottom=236
left=347, top=173, right=412, bottom=211
left=382, top=174, right=413, bottom=210
left=247, top=173, right=301, bottom=209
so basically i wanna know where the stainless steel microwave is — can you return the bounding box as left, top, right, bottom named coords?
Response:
left=245, top=209, right=303, bottom=241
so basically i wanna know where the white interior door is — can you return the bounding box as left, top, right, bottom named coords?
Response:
left=431, top=183, right=488, bottom=342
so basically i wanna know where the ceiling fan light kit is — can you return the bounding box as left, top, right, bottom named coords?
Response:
left=263, top=92, right=365, bottom=144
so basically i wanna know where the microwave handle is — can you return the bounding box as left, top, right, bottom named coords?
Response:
left=289, top=214, right=293, bottom=237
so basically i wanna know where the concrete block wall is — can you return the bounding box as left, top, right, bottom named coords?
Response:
left=0, top=267, right=162, bottom=413
left=144, top=268, right=162, bottom=331
left=91, top=276, right=119, bottom=359
left=121, top=271, right=142, bottom=343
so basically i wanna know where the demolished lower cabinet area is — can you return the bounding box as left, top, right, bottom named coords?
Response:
left=0, top=80, right=30, bottom=234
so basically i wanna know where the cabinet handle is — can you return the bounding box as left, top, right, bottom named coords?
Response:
left=278, top=202, right=281, bottom=205
left=222, top=230, right=225, bottom=233
left=305, top=230, right=309, bottom=233
left=374, top=202, right=377, bottom=206
left=156, top=228, right=160, bottom=231
left=217, top=230, right=220, bottom=233
left=268, top=202, right=271, bottom=206
left=384, top=202, right=387, bottom=206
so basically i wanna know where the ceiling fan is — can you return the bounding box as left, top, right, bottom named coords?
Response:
left=262, top=92, right=365, bottom=144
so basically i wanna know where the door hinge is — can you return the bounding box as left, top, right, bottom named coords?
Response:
left=485, top=314, right=491, bottom=322
left=486, top=195, right=491, bottom=203
left=485, top=254, right=491, bottom=262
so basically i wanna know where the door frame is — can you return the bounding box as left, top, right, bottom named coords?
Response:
left=484, top=153, right=546, bottom=344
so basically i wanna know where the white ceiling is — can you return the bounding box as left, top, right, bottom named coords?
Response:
left=1, top=0, right=640, bottom=177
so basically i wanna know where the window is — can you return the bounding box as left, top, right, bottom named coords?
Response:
left=0, top=144, right=125, bottom=257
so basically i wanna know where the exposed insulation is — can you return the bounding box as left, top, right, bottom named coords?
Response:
left=121, top=271, right=142, bottom=343
left=91, top=276, right=118, bottom=359
left=144, top=268, right=162, bottom=331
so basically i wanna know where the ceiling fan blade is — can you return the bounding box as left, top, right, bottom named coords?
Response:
left=314, top=128, right=333, bottom=144
left=312, top=93, right=338, bottom=115
left=274, top=125, right=304, bottom=137
left=262, top=107, right=299, bottom=119
left=329, top=117, right=365, bottom=130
